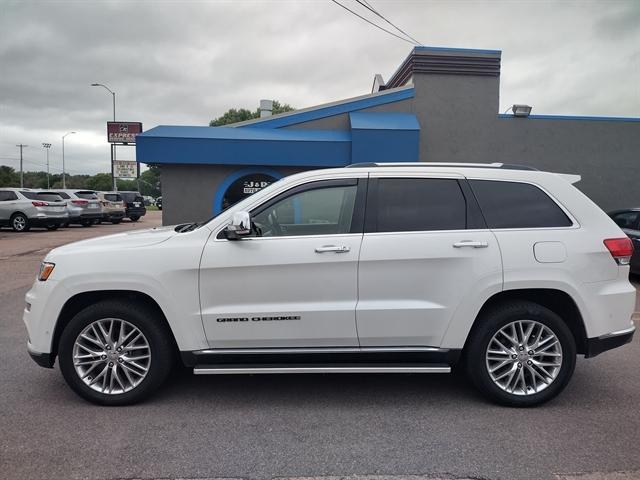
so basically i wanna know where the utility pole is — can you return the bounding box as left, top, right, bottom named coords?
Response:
left=16, top=144, right=27, bottom=188
left=62, top=132, right=76, bottom=189
left=42, top=143, right=52, bottom=189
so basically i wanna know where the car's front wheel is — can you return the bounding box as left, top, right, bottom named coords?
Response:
left=129, top=215, right=140, bottom=222
left=465, top=300, right=576, bottom=407
left=58, top=300, right=174, bottom=405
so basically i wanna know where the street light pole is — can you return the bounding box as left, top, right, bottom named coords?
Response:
left=91, top=83, right=117, bottom=190
left=42, top=143, right=52, bottom=189
left=61, top=132, right=76, bottom=189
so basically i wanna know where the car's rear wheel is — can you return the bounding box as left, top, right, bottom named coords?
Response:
left=81, top=220, right=92, bottom=227
left=11, top=213, right=30, bottom=232
left=465, top=300, right=576, bottom=407
left=111, top=219, right=122, bottom=224
left=58, top=300, right=174, bottom=405
left=46, top=224, right=59, bottom=231
left=129, top=215, right=140, bottom=222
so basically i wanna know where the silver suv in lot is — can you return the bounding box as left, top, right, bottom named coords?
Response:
left=0, top=188, right=68, bottom=231
left=48, top=190, right=103, bottom=227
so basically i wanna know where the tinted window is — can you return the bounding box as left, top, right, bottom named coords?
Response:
left=612, top=211, right=639, bottom=230
left=252, top=184, right=357, bottom=237
left=33, top=192, right=64, bottom=202
left=50, top=191, right=70, bottom=199
left=75, top=191, right=98, bottom=200
left=470, top=180, right=572, bottom=229
left=0, top=191, right=18, bottom=201
left=104, top=194, right=122, bottom=202
left=372, top=178, right=466, bottom=232
left=120, top=192, right=143, bottom=202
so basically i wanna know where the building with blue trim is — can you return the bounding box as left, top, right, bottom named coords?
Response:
left=137, top=46, right=640, bottom=225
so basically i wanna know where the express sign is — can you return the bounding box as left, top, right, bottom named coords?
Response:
left=107, top=122, right=143, bottom=144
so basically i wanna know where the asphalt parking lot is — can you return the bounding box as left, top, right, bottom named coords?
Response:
left=1, top=212, right=639, bottom=480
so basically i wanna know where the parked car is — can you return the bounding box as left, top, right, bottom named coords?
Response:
left=118, top=191, right=146, bottom=221
left=25, top=163, right=635, bottom=406
left=96, top=192, right=126, bottom=224
left=0, top=188, right=68, bottom=232
left=142, top=195, right=155, bottom=206
left=156, top=196, right=162, bottom=210
left=48, top=190, right=103, bottom=227
left=608, top=208, right=640, bottom=274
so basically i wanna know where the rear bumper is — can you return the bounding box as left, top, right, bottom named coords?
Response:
left=80, top=212, right=103, bottom=220
left=27, top=342, right=55, bottom=368
left=585, top=325, right=635, bottom=358
left=30, top=216, right=67, bottom=227
left=126, top=207, right=146, bottom=217
left=103, top=211, right=125, bottom=220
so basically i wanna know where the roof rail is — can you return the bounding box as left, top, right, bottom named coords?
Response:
left=346, top=162, right=539, bottom=171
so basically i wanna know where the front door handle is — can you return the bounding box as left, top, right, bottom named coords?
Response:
left=453, top=240, right=489, bottom=248
left=315, top=245, right=351, bottom=254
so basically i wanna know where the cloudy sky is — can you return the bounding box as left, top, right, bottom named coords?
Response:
left=1, top=0, right=639, bottom=175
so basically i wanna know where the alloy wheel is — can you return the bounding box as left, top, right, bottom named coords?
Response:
left=13, top=215, right=26, bottom=231
left=485, top=320, right=563, bottom=395
left=72, top=318, right=151, bottom=394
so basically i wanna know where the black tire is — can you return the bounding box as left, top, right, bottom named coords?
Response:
left=81, top=220, right=92, bottom=227
left=111, top=219, right=122, bottom=225
left=10, top=213, right=30, bottom=232
left=129, top=215, right=140, bottom=222
left=46, top=225, right=59, bottom=231
left=58, top=299, right=175, bottom=406
left=465, top=300, right=576, bottom=407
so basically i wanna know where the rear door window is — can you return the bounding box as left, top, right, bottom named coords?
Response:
left=470, top=180, right=572, bottom=229
left=367, top=178, right=467, bottom=233
left=0, top=191, right=18, bottom=201
left=50, top=192, right=70, bottom=199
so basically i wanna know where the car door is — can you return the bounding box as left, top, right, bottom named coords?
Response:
left=0, top=190, right=18, bottom=222
left=199, top=177, right=367, bottom=348
left=356, top=174, right=503, bottom=347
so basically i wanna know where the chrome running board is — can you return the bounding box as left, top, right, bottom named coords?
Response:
left=193, top=364, right=451, bottom=375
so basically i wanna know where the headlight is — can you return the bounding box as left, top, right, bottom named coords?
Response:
left=38, top=262, right=55, bottom=281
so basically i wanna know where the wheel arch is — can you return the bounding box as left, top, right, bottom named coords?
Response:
left=52, top=290, right=179, bottom=358
left=465, top=288, right=588, bottom=355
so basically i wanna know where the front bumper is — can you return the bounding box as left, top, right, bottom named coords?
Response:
left=585, top=325, right=635, bottom=358
left=27, top=342, right=55, bottom=368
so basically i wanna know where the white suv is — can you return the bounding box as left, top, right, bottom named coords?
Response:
left=23, top=163, right=636, bottom=406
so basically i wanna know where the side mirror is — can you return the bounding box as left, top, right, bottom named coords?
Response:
left=223, top=211, right=252, bottom=240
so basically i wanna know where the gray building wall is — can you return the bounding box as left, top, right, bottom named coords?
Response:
left=160, top=164, right=308, bottom=225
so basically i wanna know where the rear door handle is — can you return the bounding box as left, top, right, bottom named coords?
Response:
left=453, top=240, right=488, bottom=248
left=315, top=245, right=351, bottom=254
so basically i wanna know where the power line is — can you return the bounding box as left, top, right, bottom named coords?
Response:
left=330, top=0, right=416, bottom=45
left=354, top=0, right=422, bottom=45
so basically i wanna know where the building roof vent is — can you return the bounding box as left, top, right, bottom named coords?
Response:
left=259, top=99, right=273, bottom=118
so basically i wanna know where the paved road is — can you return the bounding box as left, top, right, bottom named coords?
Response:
left=1, top=213, right=639, bottom=480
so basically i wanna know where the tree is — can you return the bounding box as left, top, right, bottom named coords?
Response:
left=0, top=166, right=19, bottom=187
left=209, top=100, right=295, bottom=126
left=86, top=173, right=114, bottom=192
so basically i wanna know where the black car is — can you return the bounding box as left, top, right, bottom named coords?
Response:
left=118, top=191, right=147, bottom=222
left=156, top=196, right=162, bottom=210
left=609, top=208, right=640, bottom=274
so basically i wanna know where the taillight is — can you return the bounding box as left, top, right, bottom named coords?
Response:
left=71, top=199, right=88, bottom=206
left=604, top=238, right=634, bottom=265
left=32, top=201, right=48, bottom=207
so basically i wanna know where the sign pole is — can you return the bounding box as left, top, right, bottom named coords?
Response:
left=111, top=144, right=117, bottom=191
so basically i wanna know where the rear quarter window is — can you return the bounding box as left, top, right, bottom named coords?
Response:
left=470, top=180, right=572, bottom=229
